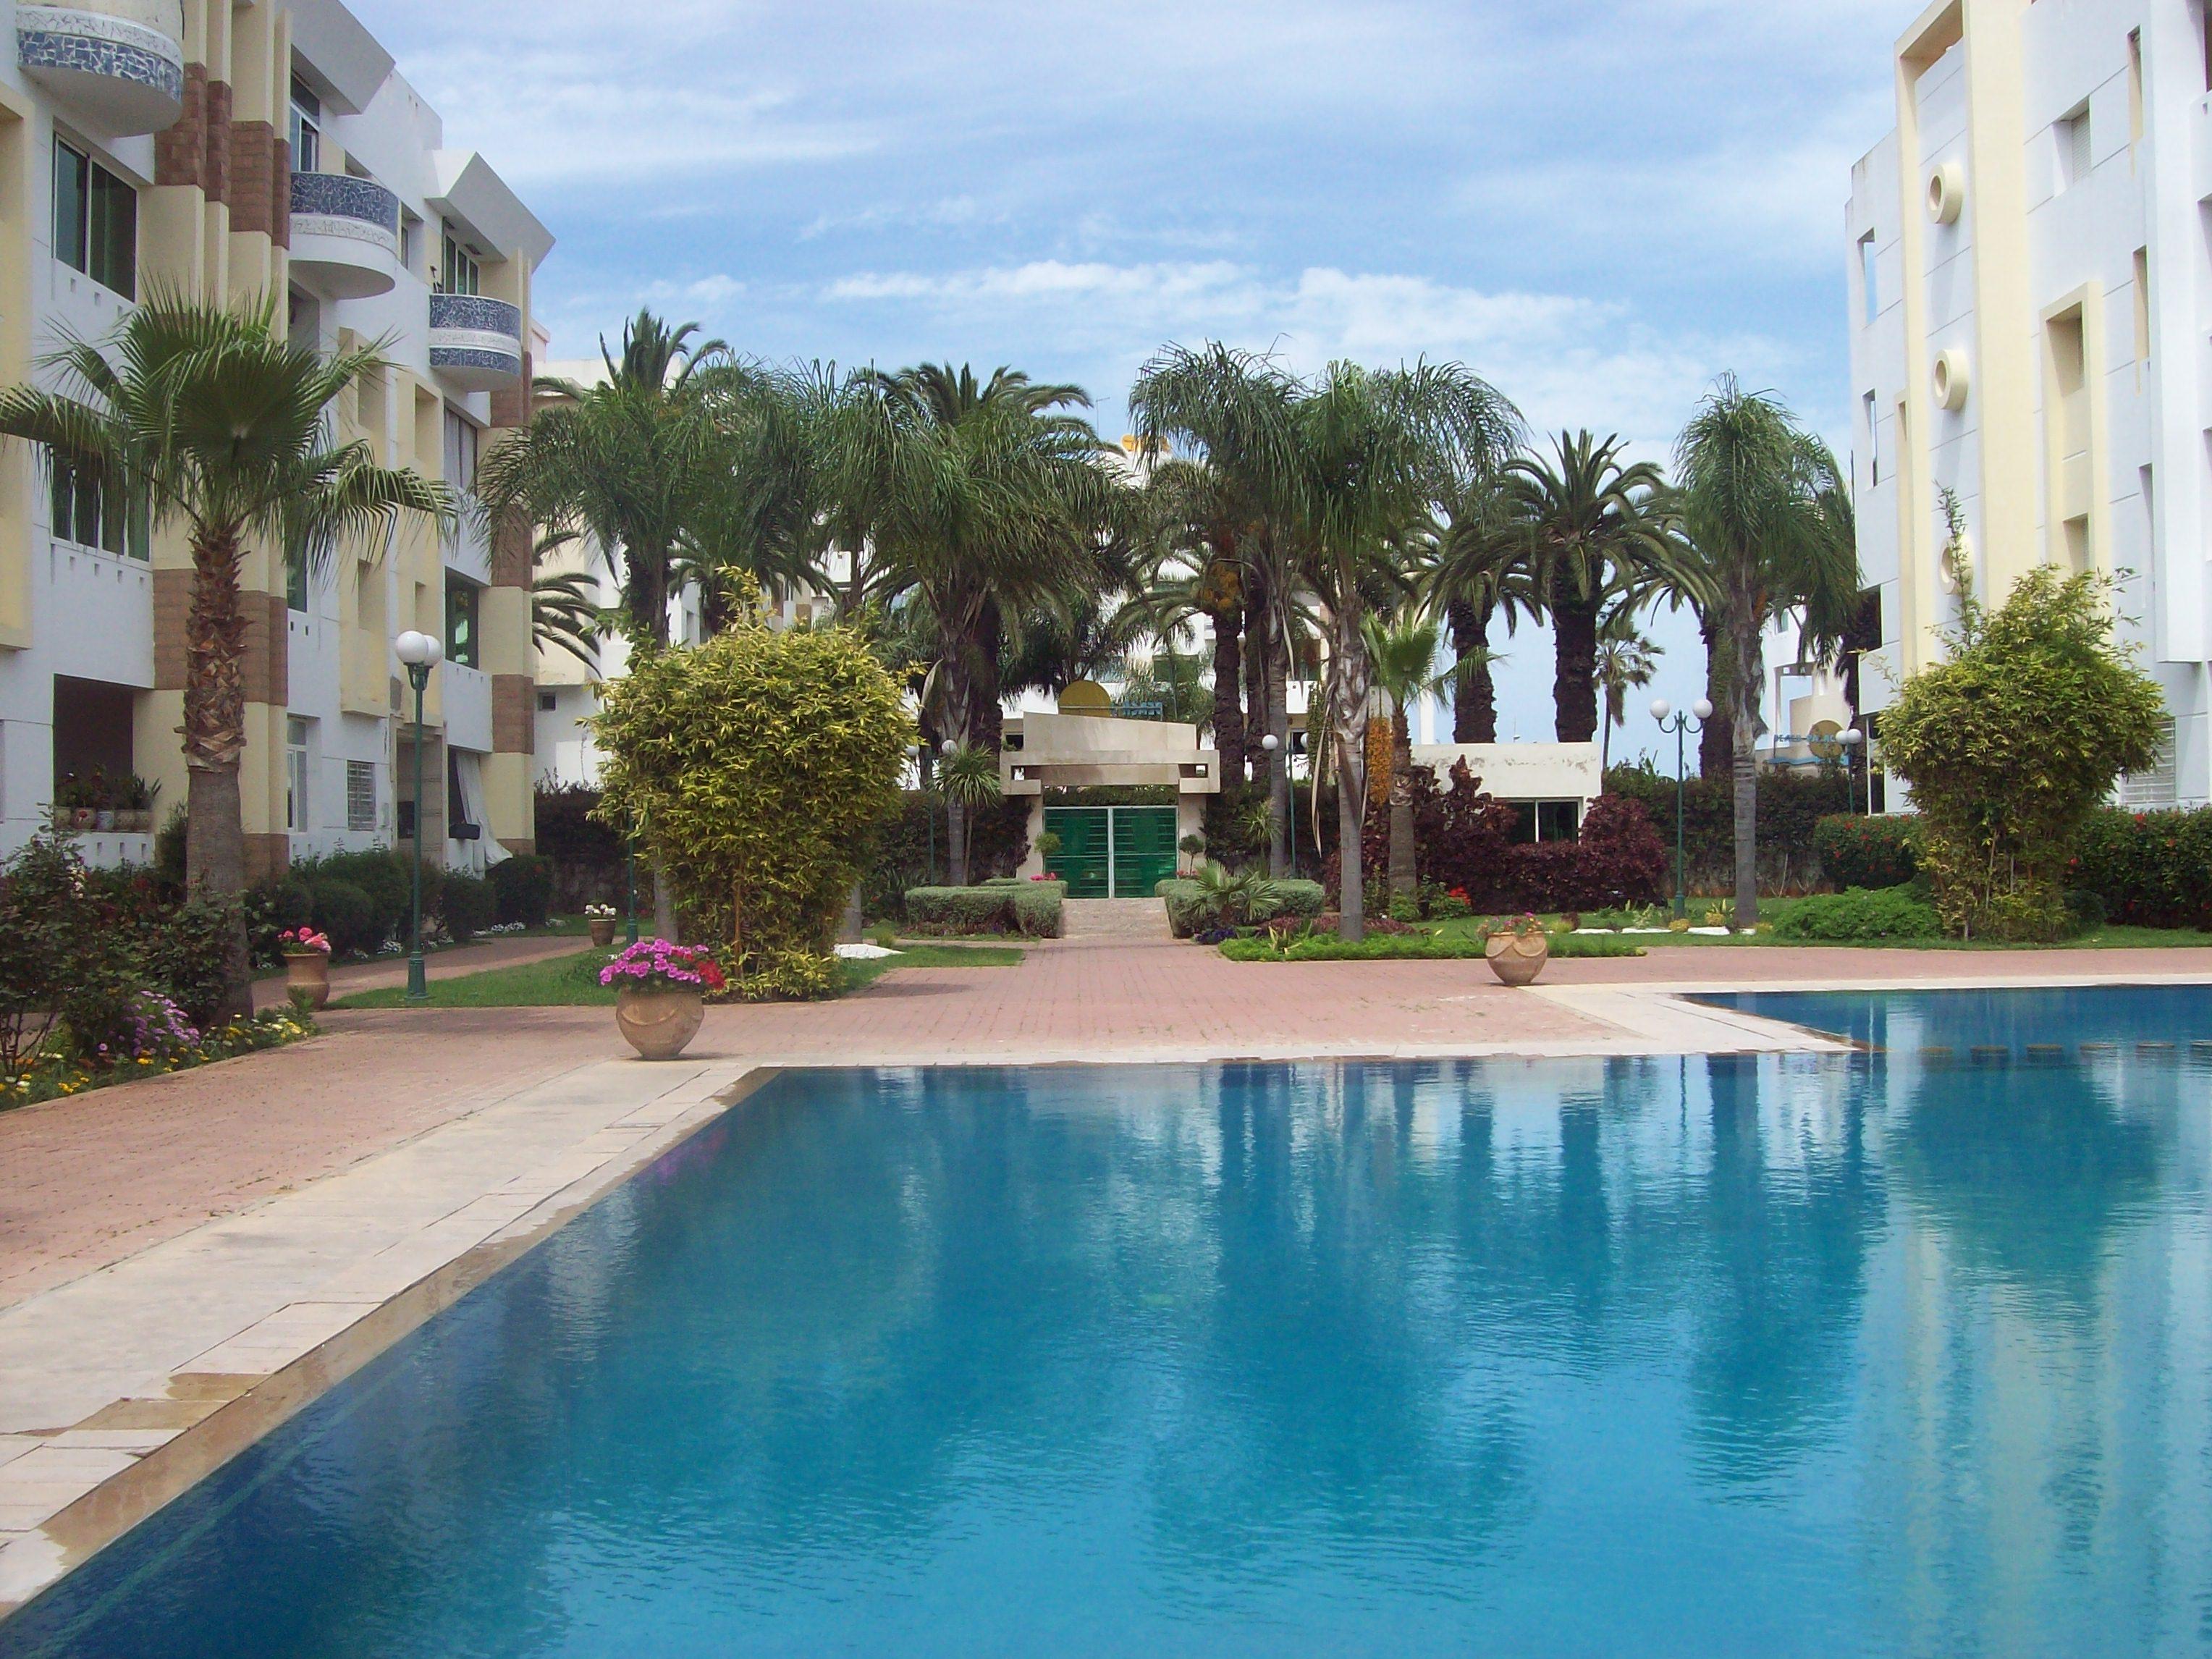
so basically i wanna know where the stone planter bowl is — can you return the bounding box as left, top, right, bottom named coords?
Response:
left=284, top=953, right=331, bottom=1010
left=615, top=984, right=705, bottom=1060
left=588, top=916, right=618, bottom=948
left=1486, top=931, right=1551, bottom=987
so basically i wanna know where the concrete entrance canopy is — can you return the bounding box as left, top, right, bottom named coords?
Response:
left=1002, top=713, right=1219, bottom=878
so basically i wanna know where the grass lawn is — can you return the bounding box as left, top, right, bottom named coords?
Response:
left=332, top=941, right=1023, bottom=1009
left=1421, top=905, right=2212, bottom=952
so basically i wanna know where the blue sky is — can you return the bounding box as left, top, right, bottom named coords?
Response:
left=358, top=0, right=1905, bottom=759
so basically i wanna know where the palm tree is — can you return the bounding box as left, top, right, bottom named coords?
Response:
left=1362, top=612, right=1443, bottom=900
left=1675, top=378, right=1861, bottom=927
left=1592, top=610, right=1661, bottom=773
left=1130, top=457, right=1259, bottom=782
left=840, top=364, right=1124, bottom=869
left=0, top=292, right=446, bottom=1012
left=531, top=565, right=604, bottom=672
left=937, top=740, right=1002, bottom=887
left=1427, top=473, right=1537, bottom=743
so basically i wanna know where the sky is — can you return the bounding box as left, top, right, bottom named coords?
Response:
left=355, top=0, right=1906, bottom=762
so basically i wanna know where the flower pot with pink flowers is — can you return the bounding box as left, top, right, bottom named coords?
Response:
left=601, top=940, right=726, bottom=1060
left=279, top=927, right=333, bottom=1008
left=1483, top=913, right=1552, bottom=987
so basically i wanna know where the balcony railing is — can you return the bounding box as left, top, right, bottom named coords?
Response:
left=17, top=3, right=185, bottom=135
left=429, top=292, right=524, bottom=391
left=287, top=172, right=401, bottom=299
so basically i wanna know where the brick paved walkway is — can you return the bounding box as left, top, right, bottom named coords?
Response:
left=250, top=933, right=591, bottom=1010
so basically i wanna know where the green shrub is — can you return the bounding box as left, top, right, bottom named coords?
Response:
left=439, top=874, right=495, bottom=941
left=1160, top=874, right=1325, bottom=937
left=1010, top=886, right=1064, bottom=939
left=489, top=854, right=553, bottom=928
left=296, top=849, right=421, bottom=948
left=1812, top=815, right=1919, bottom=892
left=2069, top=806, right=2212, bottom=931
left=138, top=890, right=244, bottom=1028
left=1773, top=886, right=1942, bottom=942
left=904, top=887, right=1018, bottom=935
left=308, top=879, right=382, bottom=957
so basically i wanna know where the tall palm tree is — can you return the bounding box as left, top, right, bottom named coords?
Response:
left=1592, top=610, right=1661, bottom=773
left=1362, top=611, right=1443, bottom=899
left=1507, top=431, right=1683, bottom=745
left=1131, top=457, right=1260, bottom=782
left=0, top=292, right=447, bottom=1013
left=531, top=564, right=604, bottom=672
left=1427, top=472, right=1537, bottom=743
left=840, top=363, right=1125, bottom=874
left=1675, top=378, right=1861, bottom=927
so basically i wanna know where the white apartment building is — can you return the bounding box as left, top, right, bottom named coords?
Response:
left=1847, top=0, right=2210, bottom=809
left=0, top=0, right=551, bottom=876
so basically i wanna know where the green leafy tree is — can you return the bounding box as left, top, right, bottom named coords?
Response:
left=1674, top=380, right=1859, bottom=927
left=936, top=740, right=1003, bottom=888
left=0, top=292, right=446, bottom=1014
left=591, top=618, right=912, bottom=997
left=1881, top=567, right=2164, bottom=940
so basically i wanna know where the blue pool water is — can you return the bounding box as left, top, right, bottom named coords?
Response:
left=5, top=1012, right=2212, bottom=1655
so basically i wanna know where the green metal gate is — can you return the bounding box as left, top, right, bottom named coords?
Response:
left=1044, top=806, right=1178, bottom=898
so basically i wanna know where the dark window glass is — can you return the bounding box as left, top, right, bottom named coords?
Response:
left=446, top=577, right=479, bottom=669
left=52, top=140, right=87, bottom=271
left=287, top=545, right=309, bottom=612
left=1537, top=801, right=1583, bottom=843
left=54, top=138, right=136, bottom=298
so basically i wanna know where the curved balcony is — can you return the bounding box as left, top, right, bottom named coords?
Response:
left=429, top=293, right=524, bottom=391
left=17, top=2, right=185, bottom=135
left=287, top=171, right=400, bottom=299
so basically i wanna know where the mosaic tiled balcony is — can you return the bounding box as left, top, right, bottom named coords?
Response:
left=429, top=292, right=524, bottom=392
left=17, top=2, right=185, bottom=135
left=287, top=170, right=400, bottom=299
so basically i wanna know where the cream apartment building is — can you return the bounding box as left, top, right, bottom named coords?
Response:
left=0, top=0, right=552, bottom=877
left=1846, top=0, right=2210, bottom=809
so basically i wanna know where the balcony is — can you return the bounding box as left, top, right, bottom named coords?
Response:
left=287, top=171, right=400, bottom=299
left=17, top=2, right=185, bottom=135
left=429, top=292, right=524, bottom=391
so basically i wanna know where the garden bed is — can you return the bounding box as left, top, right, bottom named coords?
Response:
left=7, top=1008, right=318, bottom=1109
left=1219, top=931, right=1645, bottom=963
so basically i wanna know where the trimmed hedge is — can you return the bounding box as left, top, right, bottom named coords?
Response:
left=865, top=795, right=1033, bottom=923
left=903, top=882, right=1065, bottom=939
left=1157, top=877, right=1325, bottom=939
left=440, top=873, right=495, bottom=941
left=1812, top=815, right=1919, bottom=891
left=2070, top=806, right=2212, bottom=931
left=307, top=878, right=381, bottom=957
left=1603, top=764, right=1852, bottom=894
left=1773, top=886, right=1941, bottom=942
left=489, top=853, right=553, bottom=928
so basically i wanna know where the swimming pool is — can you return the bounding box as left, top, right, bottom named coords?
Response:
left=5, top=1020, right=2211, bottom=1655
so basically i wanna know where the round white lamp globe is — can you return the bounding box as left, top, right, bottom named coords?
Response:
left=1692, top=698, right=1715, bottom=722
left=1649, top=698, right=1672, bottom=723
left=394, top=630, right=442, bottom=670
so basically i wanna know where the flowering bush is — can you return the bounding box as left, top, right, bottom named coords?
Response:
left=598, top=939, right=727, bottom=994
left=584, top=903, right=619, bottom=919
left=2069, top=806, right=2212, bottom=931
left=9, top=1006, right=314, bottom=1106
left=1811, top=815, right=1919, bottom=892
left=1485, top=913, right=1548, bottom=941
left=278, top=927, right=331, bottom=958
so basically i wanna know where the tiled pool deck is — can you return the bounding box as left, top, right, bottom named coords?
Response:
left=3, top=905, right=2209, bottom=1618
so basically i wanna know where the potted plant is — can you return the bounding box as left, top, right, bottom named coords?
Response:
left=116, top=774, right=155, bottom=835
left=585, top=903, right=620, bottom=948
left=1032, top=830, right=1063, bottom=880
left=279, top=927, right=333, bottom=1008
left=1178, top=832, right=1207, bottom=875
left=54, top=773, right=96, bottom=831
left=1484, top=913, right=1551, bottom=987
left=600, top=939, right=725, bottom=1060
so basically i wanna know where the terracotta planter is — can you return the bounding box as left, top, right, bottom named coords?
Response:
left=588, top=916, right=618, bottom=947
left=1486, top=931, right=1550, bottom=987
left=615, top=984, right=704, bottom=1060
left=284, top=953, right=331, bottom=1009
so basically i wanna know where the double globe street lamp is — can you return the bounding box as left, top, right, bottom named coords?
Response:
left=394, top=630, right=444, bottom=1002
left=1650, top=697, right=1713, bottom=921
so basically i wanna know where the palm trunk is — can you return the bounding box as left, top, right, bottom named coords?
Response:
left=1700, top=615, right=1734, bottom=780
left=947, top=798, right=970, bottom=888
left=1729, top=601, right=1765, bottom=929
left=182, top=526, right=253, bottom=1017
left=1551, top=585, right=1600, bottom=743
left=1448, top=598, right=1497, bottom=743
left=1330, top=602, right=1370, bottom=941
left=1388, top=709, right=1417, bottom=900
left=1210, top=600, right=1245, bottom=787
left=1266, top=607, right=1291, bottom=878
left=1244, top=562, right=1269, bottom=788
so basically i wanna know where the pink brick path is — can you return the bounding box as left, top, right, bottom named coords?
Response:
left=7, top=901, right=2211, bottom=1312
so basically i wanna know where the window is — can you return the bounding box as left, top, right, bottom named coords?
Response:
left=2119, top=719, right=2179, bottom=808
left=400, top=213, right=423, bottom=278
left=286, top=717, right=311, bottom=833
left=49, top=455, right=148, bottom=559
left=289, top=76, right=321, bottom=174
left=345, top=760, right=376, bottom=832
left=438, top=229, right=480, bottom=297
left=1863, top=392, right=1880, bottom=486
left=442, top=408, right=479, bottom=495
left=2134, top=247, right=2151, bottom=365
left=445, top=575, right=480, bottom=669
left=2056, top=106, right=2092, bottom=191
left=538, top=691, right=557, bottom=713
left=1858, top=232, right=1878, bottom=324
left=286, top=543, right=308, bottom=612
left=2203, top=1, right=2212, bottom=95
left=53, top=139, right=136, bottom=298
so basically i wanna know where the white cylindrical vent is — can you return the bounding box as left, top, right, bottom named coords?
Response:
left=1926, top=161, right=1964, bottom=224
left=1933, top=349, right=1970, bottom=412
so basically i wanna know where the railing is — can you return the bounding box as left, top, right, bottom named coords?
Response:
left=288, top=171, right=400, bottom=237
